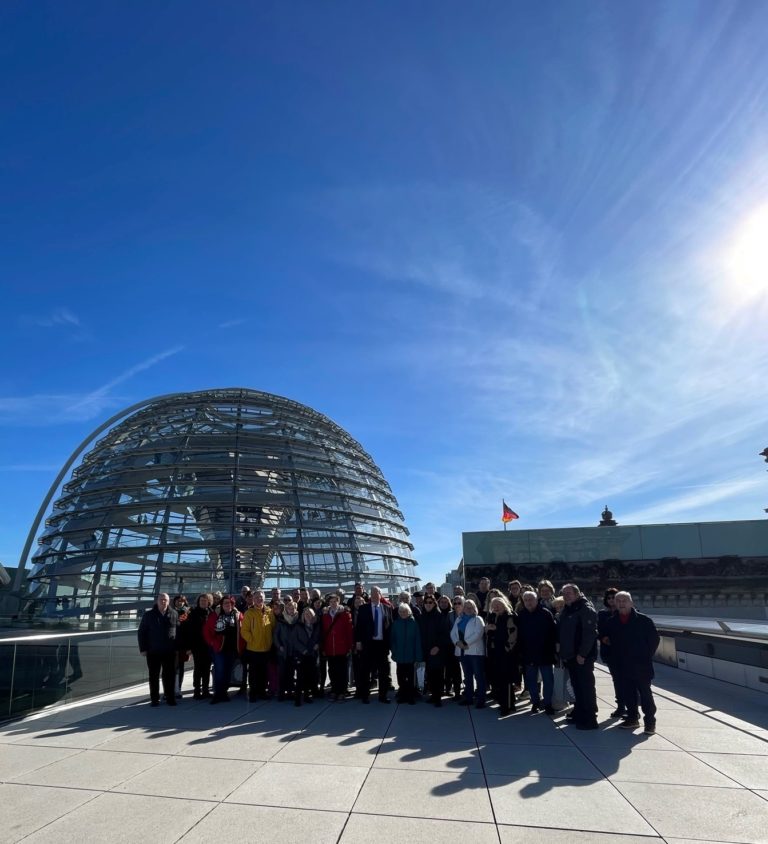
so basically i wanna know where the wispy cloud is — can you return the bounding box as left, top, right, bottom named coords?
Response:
left=23, top=307, right=81, bottom=328
left=63, top=345, right=185, bottom=417
left=0, top=346, right=185, bottom=426
left=326, top=181, right=768, bottom=580
left=620, top=477, right=764, bottom=525
left=218, top=318, right=246, bottom=329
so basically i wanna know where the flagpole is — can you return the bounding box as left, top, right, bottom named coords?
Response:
left=503, top=500, right=507, bottom=531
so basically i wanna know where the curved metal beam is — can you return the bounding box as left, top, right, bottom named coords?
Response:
left=13, top=391, right=183, bottom=591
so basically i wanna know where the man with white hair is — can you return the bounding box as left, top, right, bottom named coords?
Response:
left=517, top=590, right=557, bottom=714
left=354, top=586, right=393, bottom=703
left=138, top=593, right=179, bottom=707
left=605, top=591, right=660, bottom=734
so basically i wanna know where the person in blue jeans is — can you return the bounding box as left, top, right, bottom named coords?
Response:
left=517, top=590, right=557, bottom=715
left=450, top=598, right=487, bottom=709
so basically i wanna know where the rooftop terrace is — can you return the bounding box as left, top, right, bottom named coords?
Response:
left=2, top=664, right=767, bottom=844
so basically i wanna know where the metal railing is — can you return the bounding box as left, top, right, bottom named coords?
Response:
left=1, top=628, right=145, bottom=721
left=651, top=615, right=768, bottom=642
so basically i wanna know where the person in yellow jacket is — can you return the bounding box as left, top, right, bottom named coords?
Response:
left=241, top=590, right=274, bottom=701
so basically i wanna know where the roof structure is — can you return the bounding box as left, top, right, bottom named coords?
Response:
left=22, top=388, right=418, bottom=616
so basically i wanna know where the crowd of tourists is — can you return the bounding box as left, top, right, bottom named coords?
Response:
left=137, top=577, right=661, bottom=733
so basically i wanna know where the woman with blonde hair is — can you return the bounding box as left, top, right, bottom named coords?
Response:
left=450, top=598, right=487, bottom=708
left=485, top=595, right=520, bottom=714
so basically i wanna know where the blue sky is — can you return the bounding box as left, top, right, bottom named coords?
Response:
left=2, top=2, right=768, bottom=586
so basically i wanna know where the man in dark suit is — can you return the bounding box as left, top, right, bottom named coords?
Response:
left=354, top=586, right=392, bottom=703
left=607, top=591, right=661, bottom=735
left=138, top=592, right=179, bottom=706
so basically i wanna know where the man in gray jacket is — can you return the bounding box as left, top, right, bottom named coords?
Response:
left=558, top=583, right=599, bottom=729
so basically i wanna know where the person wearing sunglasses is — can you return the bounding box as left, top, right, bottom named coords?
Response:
left=417, top=593, right=452, bottom=707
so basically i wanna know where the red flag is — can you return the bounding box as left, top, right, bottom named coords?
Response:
left=502, top=501, right=519, bottom=523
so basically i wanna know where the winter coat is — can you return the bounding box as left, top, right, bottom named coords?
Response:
left=390, top=616, right=424, bottom=663
left=450, top=615, right=485, bottom=657
left=203, top=607, right=243, bottom=654
left=321, top=607, right=354, bottom=657
left=417, top=608, right=452, bottom=668
left=605, top=609, right=660, bottom=681
left=241, top=606, right=275, bottom=653
left=597, top=607, right=615, bottom=663
left=485, top=610, right=519, bottom=664
left=138, top=606, right=178, bottom=653
left=274, top=614, right=299, bottom=657
left=557, top=596, right=598, bottom=662
left=186, top=606, right=212, bottom=651
left=289, top=622, right=320, bottom=658
left=517, top=605, right=557, bottom=665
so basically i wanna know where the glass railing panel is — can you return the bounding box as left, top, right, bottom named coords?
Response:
left=0, top=643, right=14, bottom=718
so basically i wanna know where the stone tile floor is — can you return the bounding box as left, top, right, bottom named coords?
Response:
left=1, top=664, right=767, bottom=844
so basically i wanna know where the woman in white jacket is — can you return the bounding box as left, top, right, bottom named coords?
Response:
left=450, top=598, right=487, bottom=708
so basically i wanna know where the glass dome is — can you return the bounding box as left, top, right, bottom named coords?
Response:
left=24, top=388, right=418, bottom=616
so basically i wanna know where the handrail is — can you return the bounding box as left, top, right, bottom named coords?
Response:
left=0, top=627, right=139, bottom=644
left=652, top=615, right=768, bottom=643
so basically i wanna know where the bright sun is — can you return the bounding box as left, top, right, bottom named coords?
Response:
left=726, top=204, right=768, bottom=300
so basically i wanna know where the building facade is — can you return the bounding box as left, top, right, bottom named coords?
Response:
left=463, top=519, right=768, bottom=619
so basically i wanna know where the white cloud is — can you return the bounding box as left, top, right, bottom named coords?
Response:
left=25, top=308, right=81, bottom=328
left=326, top=182, right=768, bottom=578
left=0, top=346, right=185, bottom=426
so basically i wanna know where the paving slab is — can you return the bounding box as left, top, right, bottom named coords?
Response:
left=179, top=726, right=300, bottom=760
left=2, top=664, right=767, bottom=843
left=480, top=743, right=603, bottom=779
left=8, top=723, right=129, bottom=749
left=487, top=775, right=656, bottom=835
left=179, top=803, right=348, bottom=842
left=0, top=782, right=99, bottom=843
left=559, top=724, right=678, bottom=751
left=113, top=754, right=261, bottom=800
left=272, top=731, right=381, bottom=767
left=497, top=828, right=663, bottom=843
left=225, top=760, right=369, bottom=811
left=10, top=748, right=166, bottom=790
left=471, top=711, right=571, bottom=745
left=19, top=791, right=215, bottom=844
left=0, top=744, right=79, bottom=781
left=373, top=736, right=482, bottom=773
left=691, top=751, right=768, bottom=789
left=300, top=704, right=395, bottom=737
left=353, top=767, right=494, bottom=822
left=584, top=747, right=735, bottom=786
left=656, top=726, right=768, bottom=755
left=384, top=706, right=475, bottom=741
left=614, top=781, right=768, bottom=843
left=96, top=726, right=212, bottom=755
left=341, top=813, right=499, bottom=843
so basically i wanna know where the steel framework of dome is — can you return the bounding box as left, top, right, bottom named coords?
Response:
left=20, top=388, right=418, bottom=616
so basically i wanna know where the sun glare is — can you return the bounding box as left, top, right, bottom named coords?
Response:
left=726, top=204, right=768, bottom=301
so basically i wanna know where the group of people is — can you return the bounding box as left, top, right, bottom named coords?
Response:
left=137, top=577, right=661, bottom=733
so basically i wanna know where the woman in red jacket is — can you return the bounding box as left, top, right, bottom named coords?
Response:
left=321, top=593, right=354, bottom=701
left=204, top=595, right=243, bottom=703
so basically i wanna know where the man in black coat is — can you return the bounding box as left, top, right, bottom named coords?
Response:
left=558, top=583, right=599, bottom=729
left=354, top=586, right=392, bottom=703
left=137, top=593, right=179, bottom=706
left=597, top=587, right=626, bottom=718
left=517, top=590, right=557, bottom=714
left=606, top=591, right=661, bottom=734
left=417, top=595, right=452, bottom=706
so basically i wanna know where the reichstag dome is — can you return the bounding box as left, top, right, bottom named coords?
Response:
left=23, top=388, right=418, bottom=616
